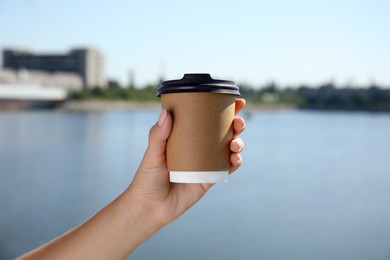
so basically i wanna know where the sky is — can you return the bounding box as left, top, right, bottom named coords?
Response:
left=0, top=0, right=389, bottom=87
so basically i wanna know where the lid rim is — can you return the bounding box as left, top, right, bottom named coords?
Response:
left=157, top=73, right=240, bottom=97
left=158, top=89, right=240, bottom=96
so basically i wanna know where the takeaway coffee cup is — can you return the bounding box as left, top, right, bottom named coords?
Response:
left=157, top=73, right=240, bottom=183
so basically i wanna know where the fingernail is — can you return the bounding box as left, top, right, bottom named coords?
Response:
left=158, top=109, right=167, bottom=127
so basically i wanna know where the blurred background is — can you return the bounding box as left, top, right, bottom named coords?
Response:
left=1, top=0, right=390, bottom=259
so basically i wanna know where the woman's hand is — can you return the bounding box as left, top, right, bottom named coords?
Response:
left=127, top=98, right=246, bottom=226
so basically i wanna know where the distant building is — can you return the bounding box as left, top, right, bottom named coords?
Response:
left=2, top=48, right=106, bottom=89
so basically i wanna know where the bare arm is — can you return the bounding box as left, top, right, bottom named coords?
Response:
left=19, top=99, right=246, bottom=259
left=20, top=191, right=160, bottom=259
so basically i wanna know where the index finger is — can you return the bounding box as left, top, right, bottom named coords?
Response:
left=235, top=98, right=246, bottom=115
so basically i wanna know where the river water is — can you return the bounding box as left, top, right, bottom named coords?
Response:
left=0, top=109, right=390, bottom=259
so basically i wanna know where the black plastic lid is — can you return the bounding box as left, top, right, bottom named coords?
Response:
left=157, top=73, right=240, bottom=97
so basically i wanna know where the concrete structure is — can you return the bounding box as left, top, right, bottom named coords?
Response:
left=2, top=48, right=106, bottom=88
left=0, top=69, right=82, bottom=91
left=0, top=82, right=67, bottom=110
left=0, top=83, right=67, bottom=101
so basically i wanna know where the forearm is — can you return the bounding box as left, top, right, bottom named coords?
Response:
left=19, top=189, right=163, bottom=260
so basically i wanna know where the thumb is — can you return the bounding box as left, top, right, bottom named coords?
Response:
left=142, top=109, right=172, bottom=168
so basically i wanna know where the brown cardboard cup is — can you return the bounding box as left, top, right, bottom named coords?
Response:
left=158, top=74, right=240, bottom=183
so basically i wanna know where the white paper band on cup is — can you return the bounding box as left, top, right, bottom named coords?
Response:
left=169, top=171, right=229, bottom=183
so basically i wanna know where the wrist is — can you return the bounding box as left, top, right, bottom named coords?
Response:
left=119, top=188, right=165, bottom=236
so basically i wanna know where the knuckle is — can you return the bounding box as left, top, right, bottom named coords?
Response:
left=148, top=125, right=157, bottom=141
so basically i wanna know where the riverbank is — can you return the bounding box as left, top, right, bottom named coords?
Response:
left=3, top=99, right=389, bottom=112
left=59, top=100, right=297, bottom=112
left=59, top=100, right=161, bottom=112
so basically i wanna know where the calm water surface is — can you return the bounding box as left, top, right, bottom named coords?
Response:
left=0, top=110, right=390, bottom=259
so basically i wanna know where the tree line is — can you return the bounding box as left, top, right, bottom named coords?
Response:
left=70, top=80, right=390, bottom=111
